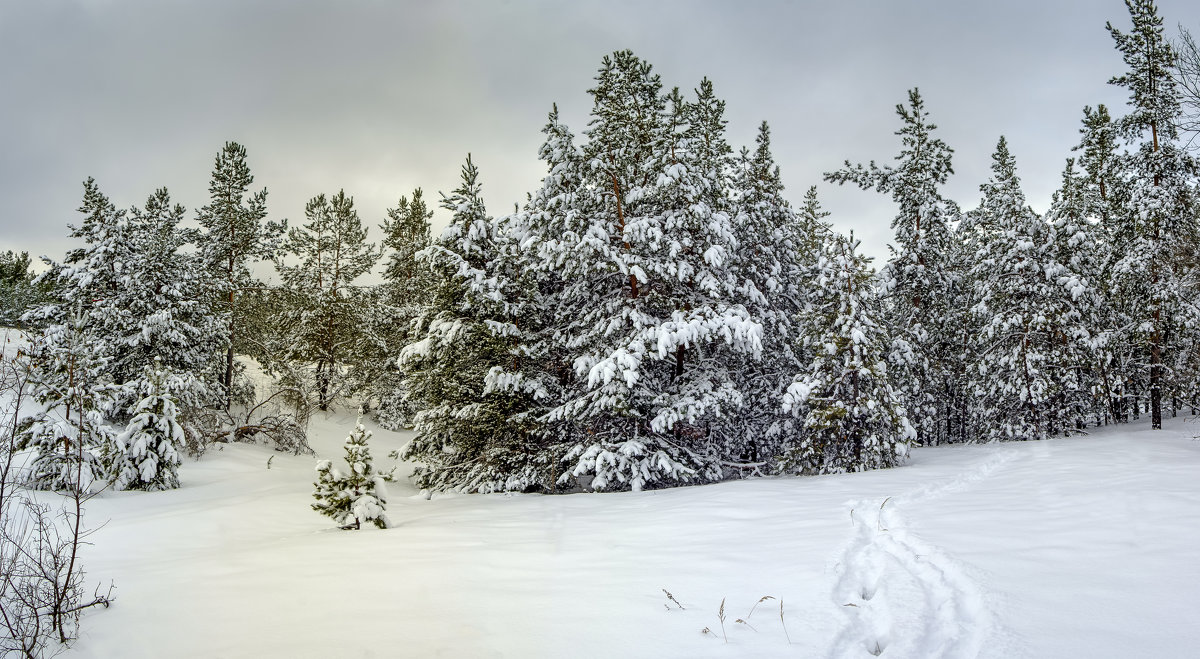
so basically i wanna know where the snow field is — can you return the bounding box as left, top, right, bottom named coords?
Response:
left=55, top=413, right=1200, bottom=658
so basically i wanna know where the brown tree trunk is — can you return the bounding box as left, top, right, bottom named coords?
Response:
left=1149, top=118, right=1162, bottom=430
left=611, top=173, right=638, bottom=299
left=224, top=245, right=236, bottom=409
left=1151, top=319, right=1163, bottom=429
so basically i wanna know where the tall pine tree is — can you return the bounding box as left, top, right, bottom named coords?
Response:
left=275, top=190, right=379, bottom=411
left=196, top=142, right=285, bottom=409
left=400, top=156, right=543, bottom=493
left=1106, top=0, right=1200, bottom=428
left=965, top=138, right=1096, bottom=440
left=542, top=53, right=760, bottom=490
left=722, top=123, right=826, bottom=473
left=826, top=89, right=962, bottom=445
left=359, top=189, right=434, bottom=429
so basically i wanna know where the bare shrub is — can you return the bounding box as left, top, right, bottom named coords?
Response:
left=1, top=333, right=113, bottom=658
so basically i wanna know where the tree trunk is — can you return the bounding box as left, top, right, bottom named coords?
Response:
left=316, top=360, right=330, bottom=412
left=1149, top=116, right=1162, bottom=430
left=610, top=173, right=638, bottom=299
left=1150, top=337, right=1163, bottom=429
left=224, top=252, right=236, bottom=409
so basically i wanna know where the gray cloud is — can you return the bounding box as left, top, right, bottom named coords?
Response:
left=2, top=0, right=1197, bottom=267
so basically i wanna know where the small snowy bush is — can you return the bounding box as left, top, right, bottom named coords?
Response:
left=312, top=421, right=391, bottom=530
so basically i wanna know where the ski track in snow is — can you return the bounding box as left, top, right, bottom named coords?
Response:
left=828, top=450, right=1018, bottom=658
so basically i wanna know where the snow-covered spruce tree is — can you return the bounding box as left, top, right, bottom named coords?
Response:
left=358, top=189, right=434, bottom=430
left=825, top=89, right=962, bottom=445
left=1106, top=0, right=1200, bottom=427
left=779, top=233, right=912, bottom=474
left=536, top=53, right=760, bottom=491
left=111, top=359, right=185, bottom=491
left=196, top=142, right=285, bottom=409
left=721, top=122, right=827, bottom=473
left=964, top=138, right=1096, bottom=441
left=400, top=156, right=545, bottom=493
left=274, top=190, right=380, bottom=411
left=17, top=310, right=118, bottom=492
left=313, top=421, right=390, bottom=530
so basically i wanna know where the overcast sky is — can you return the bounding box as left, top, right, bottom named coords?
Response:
left=2, top=0, right=1199, bottom=268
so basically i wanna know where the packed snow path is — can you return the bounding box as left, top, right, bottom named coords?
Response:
left=829, top=451, right=1016, bottom=657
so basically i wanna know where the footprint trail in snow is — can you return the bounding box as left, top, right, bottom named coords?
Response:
left=828, top=450, right=1017, bottom=658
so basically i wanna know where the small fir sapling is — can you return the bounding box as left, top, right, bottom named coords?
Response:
left=312, top=420, right=392, bottom=530
left=111, top=359, right=187, bottom=491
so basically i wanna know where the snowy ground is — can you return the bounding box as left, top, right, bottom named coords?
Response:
left=40, top=409, right=1200, bottom=658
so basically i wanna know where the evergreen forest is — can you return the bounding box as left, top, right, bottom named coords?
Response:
left=5, top=0, right=1200, bottom=498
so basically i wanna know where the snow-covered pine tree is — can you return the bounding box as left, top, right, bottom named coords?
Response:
left=944, top=205, right=983, bottom=444
left=195, top=142, right=285, bottom=409
left=533, top=54, right=683, bottom=490
left=473, top=106, right=594, bottom=492
left=514, top=103, right=635, bottom=491
left=31, top=181, right=218, bottom=437
left=721, top=122, right=826, bottom=473
left=24, top=180, right=135, bottom=404
left=643, top=81, right=762, bottom=470
left=825, top=89, right=962, bottom=445
left=275, top=190, right=380, bottom=411
left=115, top=188, right=219, bottom=414
left=358, top=189, right=434, bottom=430
left=1044, top=159, right=1111, bottom=428
left=111, top=358, right=185, bottom=491
left=540, top=53, right=761, bottom=491
left=1106, top=0, right=1200, bottom=428
left=26, top=179, right=132, bottom=359
left=400, top=156, right=544, bottom=493
left=312, top=421, right=390, bottom=530
left=965, top=137, right=1096, bottom=441
left=780, top=233, right=912, bottom=474
left=684, top=78, right=734, bottom=213
left=0, top=251, right=48, bottom=329
left=1074, top=105, right=1123, bottom=232
left=17, top=309, right=118, bottom=492
left=1070, top=106, right=1133, bottom=423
